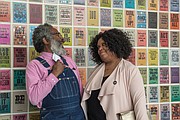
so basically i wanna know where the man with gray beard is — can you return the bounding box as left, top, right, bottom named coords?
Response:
left=26, top=23, right=85, bottom=120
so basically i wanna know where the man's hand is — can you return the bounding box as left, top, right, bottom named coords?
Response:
left=51, top=60, right=65, bottom=77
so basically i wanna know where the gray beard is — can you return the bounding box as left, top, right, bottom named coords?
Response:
left=51, top=39, right=66, bottom=55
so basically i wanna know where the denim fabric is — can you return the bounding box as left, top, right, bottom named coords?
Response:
left=35, top=57, right=85, bottom=120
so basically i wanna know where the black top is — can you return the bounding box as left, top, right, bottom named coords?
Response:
left=86, top=76, right=109, bottom=120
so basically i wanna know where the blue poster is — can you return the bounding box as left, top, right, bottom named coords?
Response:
left=13, top=70, right=26, bottom=90
left=29, top=25, right=37, bottom=46
left=113, top=0, right=123, bottom=8
left=0, top=92, right=11, bottom=114
left=171, top=0, right=179, bottom=12
left=125, top=0, right=135, bottom=9
left=137, top=11, right=146, bottom=28
left=13, top=2, right=27, bottom=23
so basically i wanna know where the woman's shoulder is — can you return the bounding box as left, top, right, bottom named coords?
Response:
left=121, top=59, right=138, bottom=71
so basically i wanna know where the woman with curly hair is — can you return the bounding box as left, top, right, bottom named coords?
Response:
left=81, top=28, right=148, bottom=120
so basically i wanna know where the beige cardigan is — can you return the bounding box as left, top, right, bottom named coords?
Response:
left=81, top=59, right=148, bottom=120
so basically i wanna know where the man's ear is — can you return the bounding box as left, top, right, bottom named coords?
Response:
left=43, top=37, right=49, bottom=45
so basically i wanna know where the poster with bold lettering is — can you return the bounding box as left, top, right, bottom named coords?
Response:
left=148, top=0, right=158, bottom=10
left=74, top=27, right=86, bottom=46
left=0, top=92, right=11, bottom=114
left=149, top=68, right=158, bottom=84
left=13, top=70, right=26, bottom=90
left=87, top=7, right=99, bottom=26
left=45, top=5, right=57, bottom=25
left=160, top=86, right=169, bottom=102
left=125, top=29, right=135, bottom=47
left=149, top=104, right=159, bottom=120
left=149, top=86, right=158, bottom=102
left=59, top=6, right=72, bottom=25
left=171, top=67, right=179, bottom=83
left=0, top=24, right=10, bottom=45
left=170, top=49, right=179, bottom=66
left=87, top=28, right=99, bottom=45
left=148, top=49, right=158, bottom=66
left=160, top=67, right=169, bottom=84
left=137, top=49, right=146, bottom=66
left=160, top=31, right=168, bottom=47
left=113, top=10, right=123, bottom=27
left=73, top=48, right=86, bottom=67
left=148, top=12, right=157, bottom=28
left=13, top=47, right=27, bottom=67
left=100, top=0, right=111, bottom=7
left=170, top=0, right=179, bottom=12
left=137, top=11, right=146, bottom=28
left=170, top=13, right=179, bottom=29
left=0, top=70, right=10, bottom=90
left=0, top=1, right=10, bottom=22
left=170, top=31, right=179, bottom=47
left=148, top=30, right=158, bottom=47
left=125, top=10, right=135, bottom=28
left=136, top=0, right=146, bottom=9
left=171, top=86, right=180, bottom=102
left=74, top=7, right=85, bottom=26
left=160, top=104, right=170, bottom=120
left=159, top=49, right=169, bottom=65
left=159, top=13, right=168, bottom=29
left=125, top=0, right=135, bottom=9
left=139, top=68, right=147, bottom=84
left=137, top=30, right=146, bottom=47
left=160, top=0, right=168, bottom=11
left=0, top=47, right=11, bottom=68
left=60, top=27, right=72, bottom=46
left=113, top=0, right=123, bottom=8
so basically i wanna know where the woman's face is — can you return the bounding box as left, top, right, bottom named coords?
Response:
left=97, top=38, right=116, bottom=63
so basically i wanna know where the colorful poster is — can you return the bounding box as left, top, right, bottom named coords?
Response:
left=137, top=11, right=146, bottom=28
left=88, top=0, right=98, bottom=6
left=149, top=105, right=159, bottom=120
left=125, top=10, right=135, bottom=28
left=74, top=0, right=85, bottom=5
left=170, top=13, right=179, bottom=29
left=159, top=13, right=168, bottom=29
left=13, top=2, right=27, bottom=23
left=113, top=0, right=123, bottom=8
left=60, top=27, right=72, bottom=46
left=171, top=103, right=180, bottom=120
left=59, top=6, right=72, bottom=25
left=45, top=5, right=57, bottom=25
left=136, top=0, right=146, bottom=10
left=29, top=25, right=37, bottom=46
left=139, top=67, right=147, bottom=84
left=0, top=70, right=10, bottom=90
left=125, top=0, right=135, bottom=9
left=113, top=10, right=123, bottom=27
left=0, top=1, right=10, bottom=22
left=149, top=86, right=158, bottom=102
left=29, top=4, right=42, bottom=24
left=87, top=28, right=99, bottom=45
left=100, top=0, right=111, bottom=7
left=148, top=49, right=158, bottom=66
left=171, top=67, right=179, bottom=83
left=160, top=104, right=170, bottom=120
left=160, top=0, right=168, bottom=11
left=73, top=48, right=86, bottom=66
left=137, top=49, right=146, bottom=66
left=74, top=7, right=85, bottom=26
left=160, top=67, right=169, bottom=84
left=59, top=0, right=72, bottom=4
left=13, top=114, right=27, bottom=120
left=0, top=47, right=11, bottom=68
left=171, top=85, right=180, bottom=102
left=149, top=68, right=158, bottom=84
left=0, top=24, right=10, bottom=45
left=78, top=68, right=86, bottom=88
left=13, top=25, right=27, bottom=45
left=137, top=30, right=146, bottom=47
left=170, top=0, right=179, bottom=12
left=160, top=86, right=169, bottom=102
left=100, top=8, right=111, bottom=26
left=160, top=31, right=168, bottom=47
left=170, top=49, right=179, bottom=66
left=74, top=27, right=86, bottom=46
left=0, top=92, right=11, bottom=114
left=13, top=91, right=28, bottom=113
left=125, top=29, right=135, bottom=47
left=13, top=70, right=26, bottom=90
left=148, top=0, right=158, bottom=10
left=87, top=8, right=99, bottom=26
left=159, top=49, right=169, bottom=65
left=13, top=47, right=27, bottom=67
left=148, top=30, right=158, bottom=47
left=29, top=47, right=40, bottom=61
left=148, top=12, right=157, bottom=28
left=170, top=31, right=179, bottom=47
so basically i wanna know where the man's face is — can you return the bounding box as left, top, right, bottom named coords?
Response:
left=50, top=28, right=66, bottom=55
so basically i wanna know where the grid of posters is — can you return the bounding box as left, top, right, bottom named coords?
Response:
left=0, top=0, right=180, bottom=119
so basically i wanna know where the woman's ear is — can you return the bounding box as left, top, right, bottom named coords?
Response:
left=43, top=37, right=49, bottom=45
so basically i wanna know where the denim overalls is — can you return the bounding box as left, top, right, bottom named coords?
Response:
left=35, top=56, right=85, bottom=120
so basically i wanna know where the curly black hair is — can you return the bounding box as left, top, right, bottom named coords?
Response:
left=89, top=28, right=132, bottom=64
left=32, top=23, right=53, bottom=53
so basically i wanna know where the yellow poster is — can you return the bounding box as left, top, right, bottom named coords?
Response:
left=148, top=49, right=158, bottom=66
left=137, top=49, right=147, bottom=66
left=87, top=7, right=99, bottom=26
left=60, top=27, right=72, bottom=46
left=100, top=0, right=111, bottom=7
left=148, top=0, right=158, bottom=10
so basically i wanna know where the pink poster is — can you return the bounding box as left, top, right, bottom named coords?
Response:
left=0, top=24, right=10, bottom=45
left=0, top=70, right=11, bottom=90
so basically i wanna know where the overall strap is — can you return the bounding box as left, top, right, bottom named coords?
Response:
left=60, top=55, right=68, bottom=66
left=35, top=57, right=51, bottom=75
